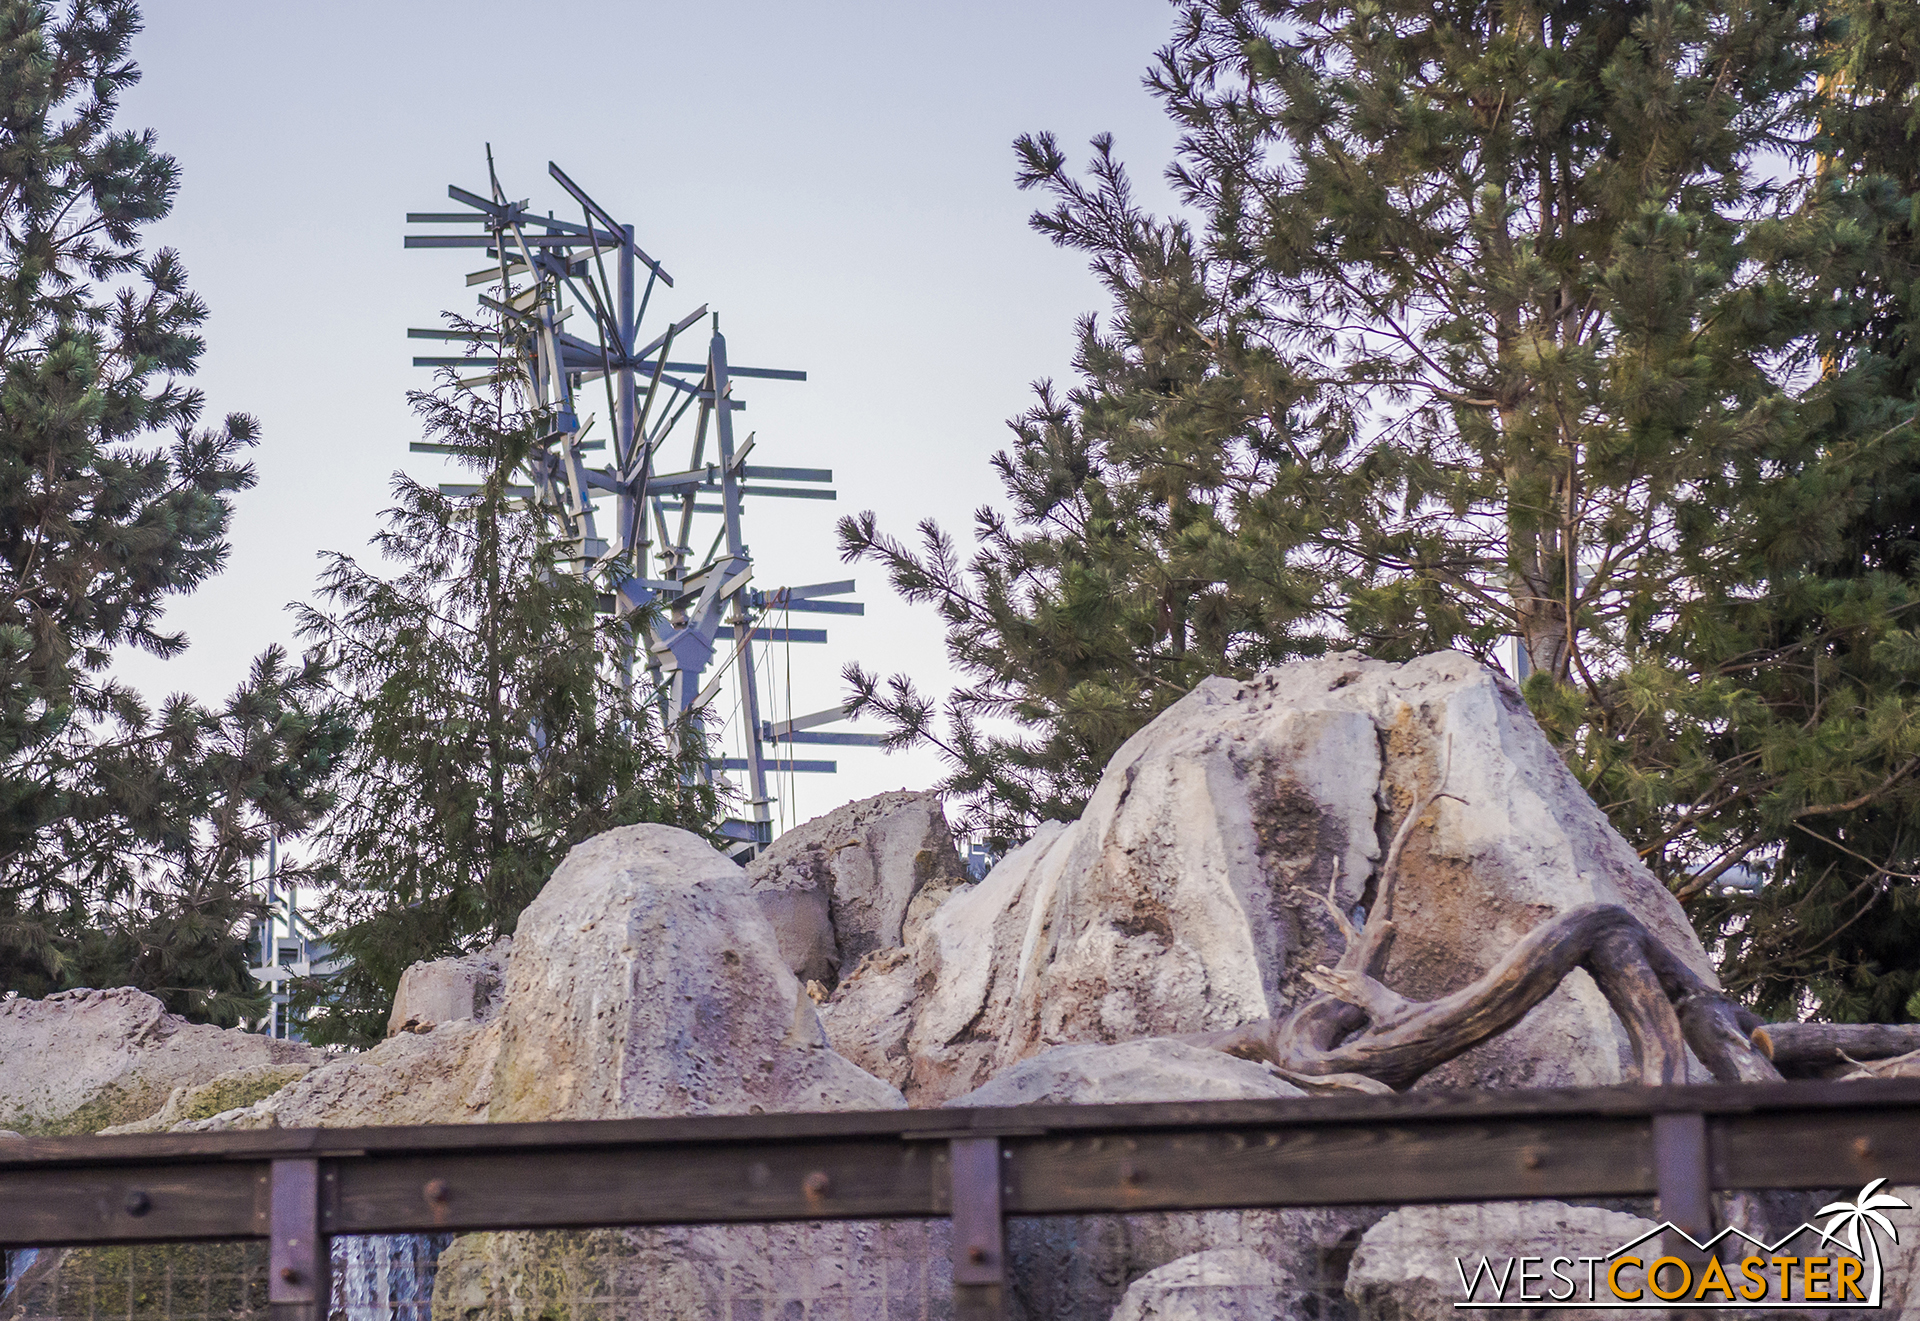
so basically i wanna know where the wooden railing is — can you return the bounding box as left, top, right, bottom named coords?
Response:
left=6, top=1077, right=1920, bottom=1321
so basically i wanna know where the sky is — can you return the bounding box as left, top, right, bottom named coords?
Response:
left=113, top=1, right=1188, bottom=841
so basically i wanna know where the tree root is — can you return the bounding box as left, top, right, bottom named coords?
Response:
left=1188, top=903, right=1780, bottom=1090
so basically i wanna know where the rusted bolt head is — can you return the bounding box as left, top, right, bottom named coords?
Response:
left=1855, top=1136, right=1875, bottom=1159
left=1119, top=1161, right=1143, bottom=1187
left=124, top=1190, right=151, bottom=1216
left=1522, top=1150, right=1544, bottom=1170
left=967, top=1245, right=989, bottom=1264
left=423, top=1178, right=451, bottom=1204
left=803, top=1170, right=832, bottom=1198
left=279, top=1267, right=300, bottom=1284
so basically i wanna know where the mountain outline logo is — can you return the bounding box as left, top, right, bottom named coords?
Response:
left=1454, top=1180, right=1910, bottom=1310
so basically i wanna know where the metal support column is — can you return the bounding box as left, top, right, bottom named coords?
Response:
left=268, top=1159, right=329, bottom=1321
left=950, top=1137, right=1007, bottom=1321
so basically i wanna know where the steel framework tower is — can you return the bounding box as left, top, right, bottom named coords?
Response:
left=404, top=156, right=878, bottom=852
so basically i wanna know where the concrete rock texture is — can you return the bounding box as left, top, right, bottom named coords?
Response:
left=944, top=1039, right=1306, bottom=1107
left=1109, top=1247, right=1300, bottom=1321
left=431, top=825, right=917, bottom=1321
left=203, top=1018, right=503, bottom=1129
left=823, top=651, right=1713, bottom=1104
left=0, top=987, right=317, bottom=1134
left=488, top=823, right=903, bottom=1120
left=943, top=1034, right=1360, bottom=1321
left=745, top=788, right=967, bottom=987
left=388, top=941, right=509, bottom=1036
left=100, top=1063, right=315, bottom=1134
left=1347, top=1202, right=1663, bottom=1321
left=199, top=824, right=907, bottom=1133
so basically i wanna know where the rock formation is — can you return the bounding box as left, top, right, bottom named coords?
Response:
left=944, top=1038, right=1368, bottom=1321
left=1108, top=1247, right=1299, bottom=1321
left=388, top=942, right=509, bottom=1036
left=1347, top=1201, right=1666, bottom=1321
left=426, top=824, right=915, bottom=1319
left=944, top=1039, right=1305, bottom=1106
left=15, top=652, right=1915, bottom=1321
left=822, top=651, right=1749, bottom=1104
left=745, top=788, right=967, bottom=987
left=0, top=987, right=317, bottom=1135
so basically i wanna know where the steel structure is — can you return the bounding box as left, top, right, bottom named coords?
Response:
left=404, top=156, right=878, bottom=852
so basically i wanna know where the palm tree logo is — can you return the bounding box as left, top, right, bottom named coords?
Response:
left=1815, top=1178, right=1909, bottom=1305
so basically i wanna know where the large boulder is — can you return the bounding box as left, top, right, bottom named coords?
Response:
left=945, top=1038, right=1361, bottom=1321
left=488, top=823, right=903, bottom=1119
left=203, top=824, right=905, bottom=1131
left=431, top=824, right=913, bottom=1321
left=1346, top=1202, right=1663, bottom=1321
left=745, top=788, right=967, bottom=987
left=388, top=942, right=509, bottom=1036
left=1110, top=1247, right=1300, bottom=1321
left=945, top=1039, right=1305, bottom=1107
left=823, top=651, right=1712, bottom=1104
left=0, top=987, right=317, bottom=1135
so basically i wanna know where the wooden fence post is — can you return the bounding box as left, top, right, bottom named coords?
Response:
left=268, top=1159, right=329, bottom=1321
left=950, top=1137, right=1006, bottom=1321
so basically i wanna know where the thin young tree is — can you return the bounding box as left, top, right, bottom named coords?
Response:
left=292, top=382, right=717, bottom=1047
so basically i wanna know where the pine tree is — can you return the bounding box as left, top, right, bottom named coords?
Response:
left=846, top=0, right=1920, bottom=1021
left=0, top=0, right=348, bottom=1023
left=290, top=384, right=717, bottom=1047
left=1691, top=0, right=1920, bottom=1023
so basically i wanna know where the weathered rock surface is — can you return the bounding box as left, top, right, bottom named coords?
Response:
left=945, top=1039, right=1306, bottom=1107
left=203, top=1019, right=503, bottom=1129
left=1348, top=1201, right=1663, bottom=1321
left=489, top=823, right=903, bottom=1120
left=1110, top=1247, right=1299, bottom=1321
left=431, top=1221, right=952, bottom=1321
left=0, top=987, right=318, bottom=1134
left=429, top=824, right=914, bottom=1320
left=745, top=788, right=967, bottom=987
left=945, top=1035, right=1356, bottom=1321
left=823, top=651, right=1713, bottom=1104
left=101, top=1063, right=315, bottom=1134
left=388, top=942, right=510, bottom=1036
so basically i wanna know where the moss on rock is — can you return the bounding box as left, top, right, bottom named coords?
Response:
left=102, top=1064, right=313, bottom=1135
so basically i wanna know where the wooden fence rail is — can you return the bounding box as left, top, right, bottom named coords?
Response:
left=7, top=1077, right=1920, bottom=1321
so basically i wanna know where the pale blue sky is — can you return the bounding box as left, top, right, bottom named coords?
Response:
left=114, top=1, right=1184, bottom=835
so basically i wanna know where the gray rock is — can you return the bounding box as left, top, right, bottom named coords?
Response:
left=824, top=652, right=1713, bottom=1104
left=945, top=1040, right=1306, bottom=1107
left=946, top=1034, right=1347, bottom=1321
left=1110, top=1247, right=1299, bottom=1321
left=388, top=942, right=509, bottom=1036
left=430, top=824, right=918, bottom=1321
left=746, top=789, right=966, bottom=986
left=100, top=1063, right=315, bottom=1134
left=0, top=987, right=317, bottom=1134
left=1347, top=1201, right=1664, bottom=1321
left=488, top=823, right=903, bottom=1120
left=208, top=1018, right=504, bottom=1129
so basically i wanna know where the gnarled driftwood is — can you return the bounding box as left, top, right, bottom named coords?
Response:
left=1188, top=781, right=1780, bottom=1089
